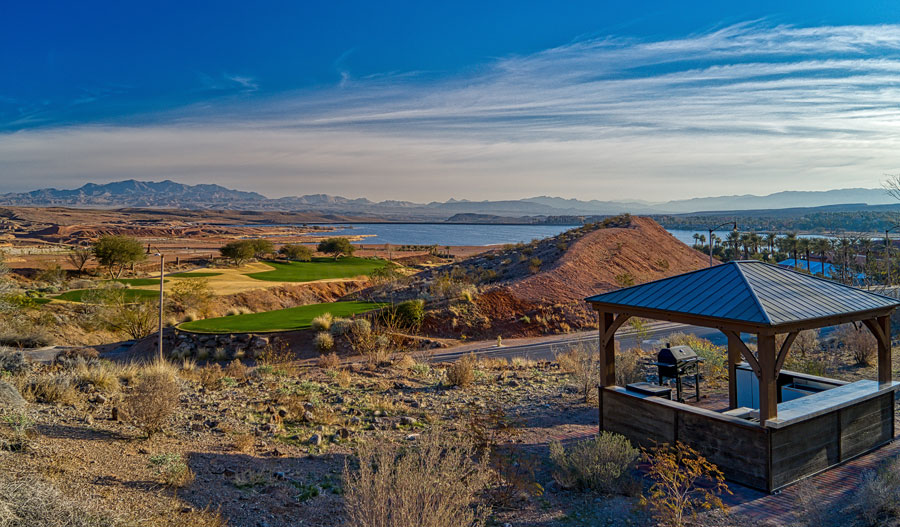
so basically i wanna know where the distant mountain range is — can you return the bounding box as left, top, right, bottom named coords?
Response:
left=0, top=180, right=896, bottom=219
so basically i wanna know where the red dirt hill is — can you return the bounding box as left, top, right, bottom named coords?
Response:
left=506, top=216, right=709, bottom=304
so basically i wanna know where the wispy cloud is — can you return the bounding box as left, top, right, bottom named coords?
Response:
left=4, top=23, right=900, bottom=201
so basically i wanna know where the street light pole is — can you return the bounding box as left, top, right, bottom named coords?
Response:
left=155, top=252, right=164, bottom=362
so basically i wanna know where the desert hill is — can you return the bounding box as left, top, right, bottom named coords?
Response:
left=507, top=216, right=710, bottom=303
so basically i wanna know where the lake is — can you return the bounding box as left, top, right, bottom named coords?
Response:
left=307, top=223, right=579, bottom=246
left=299, top=224, right=832, bottom=248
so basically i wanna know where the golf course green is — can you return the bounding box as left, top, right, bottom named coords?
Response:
left=178, top=301, right=387, bottom=333
left=245, top=257, right=388, bottom=282
left=54, top=288, right=160, bottom=303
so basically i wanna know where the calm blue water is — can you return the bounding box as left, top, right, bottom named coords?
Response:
left=302, top=225, right=832, bottom=247
left=306, top=223, right=579, bottom=246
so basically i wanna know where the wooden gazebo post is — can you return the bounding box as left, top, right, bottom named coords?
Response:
left=757, top=333, right=778, bottom=422
left=726, top=333, right=742, bottom=409
left=863, top=315, right=893, bottom=384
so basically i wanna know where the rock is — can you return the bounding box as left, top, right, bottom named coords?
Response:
left=303, top=402, right=315, bottom=411
left=399, top=416, right=417, bottom=426
left=91, top=393, right=107, bottom=404
left=111, top=407, right=120, bottom=421
left=308, top=433, right=322, bottom=446
left=181, top=506, right=195, bottom=514
left=224, top=468, right=236, bottom=478
left=0, top=381, right=25, bottom=411
left=277, top=408, right=287, bottom=418
left=507, top=379, right=520, bottom=387
left=405, top=433, right=420, bottom=441
left=336, top=428, right=350, bottom=439
left=303, top=411, right=315, bottom=422
left=348, top=416, right=361, bottom=426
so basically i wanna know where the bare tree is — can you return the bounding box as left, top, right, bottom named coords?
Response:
left=883, top=174, right=900, bottom=202
left=67, top=246, right=93, bottom=272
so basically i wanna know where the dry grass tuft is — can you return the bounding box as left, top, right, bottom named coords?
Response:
left=231, top=433, right=255, bottom=453
left=122, top=365, right=179, bottom=437
left=0, top=477, right=118, bottom=526
left=22, top=374, right=78, bottom=405
left=318, top=352, right=341, bottom=371
left=343, top=429, right=492, bottom=527
left=74, top=362, right=120, bottom=393
left=446, top=353, right=476, bottom=388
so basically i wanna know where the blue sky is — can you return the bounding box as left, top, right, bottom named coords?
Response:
left=3, top=1, right=900, bottom=201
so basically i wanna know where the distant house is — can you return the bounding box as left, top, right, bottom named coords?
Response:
left=777, top=258, right=865, bottom=283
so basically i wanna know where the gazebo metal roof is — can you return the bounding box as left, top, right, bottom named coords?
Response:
left=586, top=261, right=900, bottom=329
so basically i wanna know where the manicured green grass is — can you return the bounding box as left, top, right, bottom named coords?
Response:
left=53, top=288, right=160, bottom=303
left=168, top=272, right=223, bottom=278
left=245, top=257, right=388, bottom=283
left=178, top=301, right=387, bottom=333
left=112, top=278, right=166, bottom=286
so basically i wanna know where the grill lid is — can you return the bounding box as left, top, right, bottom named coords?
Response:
left=657, top=345, right=698, bottom=364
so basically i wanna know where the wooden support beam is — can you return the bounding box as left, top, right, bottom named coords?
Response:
left=599, top=312, right=617, bottom=387
left=774, top=331, right=798, bottom=377
left=726, top=331, right=743, bottom=409
left=864, top=316, right=893, bottom=384
left=600, top=314, right=631, bottom=349
left=723, top=330, right=760, bottom=378
left=757, top=333, right=778, bottom=423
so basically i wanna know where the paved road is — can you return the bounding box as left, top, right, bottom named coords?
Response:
left=431, top=321, right=726, bottom=363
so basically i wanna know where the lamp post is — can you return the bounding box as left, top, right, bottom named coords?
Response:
left=708, top=222, right=737, bottom=267
left=152, top=250, right=165, bottom=362
left=885, top=225, right=900, bottom=287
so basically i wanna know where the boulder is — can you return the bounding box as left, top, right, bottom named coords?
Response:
left=0, top=381, right=26, bottom=411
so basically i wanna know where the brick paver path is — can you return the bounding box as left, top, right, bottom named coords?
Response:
left=520, top=412, right=900, bottom=525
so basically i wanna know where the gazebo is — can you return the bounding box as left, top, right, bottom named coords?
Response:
left=586, top=261, right=900, bottom=492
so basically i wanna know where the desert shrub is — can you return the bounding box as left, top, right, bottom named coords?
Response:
left=223, top=359, right=248, bottom=381
left=446, top=354, right=476, bottom=388
left=54, top=347, right=100, bottom=369
left=667, top=333, right=727, bottom=385
left=231, top=433, right=255, bottom=453
left=330, top=318, right=352, bottom=336
left=854, top=455, right=900, bottom=525
left=549, top=432, right=639, bottom=494
left=393, top=299, right=425, bottom=329
left=0, top=318, right=53, bottom=348
left=148, top=452, right=194, bottom=488
left=835, top=324, right=877, bottom=366
left=556, top=343, right=604, bottom=402
left=615, top=272, right=635, bottom=287
left=393, top=353, right=416, bottom=371
left=74, top=362, right=120, bottom=393
left=335, top=368, right=353, bottom=389
left=640, top=441, right=730, bottom=527
left=198, top=364, right=225, bottom=390
left=314, top=332, right=335, bottom=352
left=349, top=318, right=372, bottom=337
left=343, top=429, right=492, bottom=527
left=256, top=338, right=294, bottom=368
left=0, top=351, right=27, bottom=374
left=170, top=278, right=214, bottom=318
left=318, top=352, right=341, bottom=370
left=122, top=366, right=179, bottom=437
left=311, top=313, right=333, bottom=331
left=0, top=412, right=34, bottom=453
left=22, top=374, right=77, bottom=405
left=0, top=477, right=118, bottom=526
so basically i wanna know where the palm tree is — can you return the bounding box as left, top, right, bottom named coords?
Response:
left=698, top=233, right=706, bottom=248
left=750, top=233, right=762, bottom=256
left=797, top=238, right=811, bottom=272
left=739, top=233, right=751, bottom=259
left=812, top=238, right=831, bottom=276
left=765, top=233, right=777, bottom=258
left=725, top=231, right=741, bottom=261
left=692, top=233, right=700, bottom=248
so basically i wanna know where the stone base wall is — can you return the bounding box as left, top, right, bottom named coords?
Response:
left=170, top=330, right=270, bottom=361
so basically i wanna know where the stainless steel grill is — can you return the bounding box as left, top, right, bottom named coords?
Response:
left=653, top=344, right=703, bottom=402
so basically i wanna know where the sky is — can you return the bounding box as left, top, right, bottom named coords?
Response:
left=3, top=1, right=900, bottom=201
